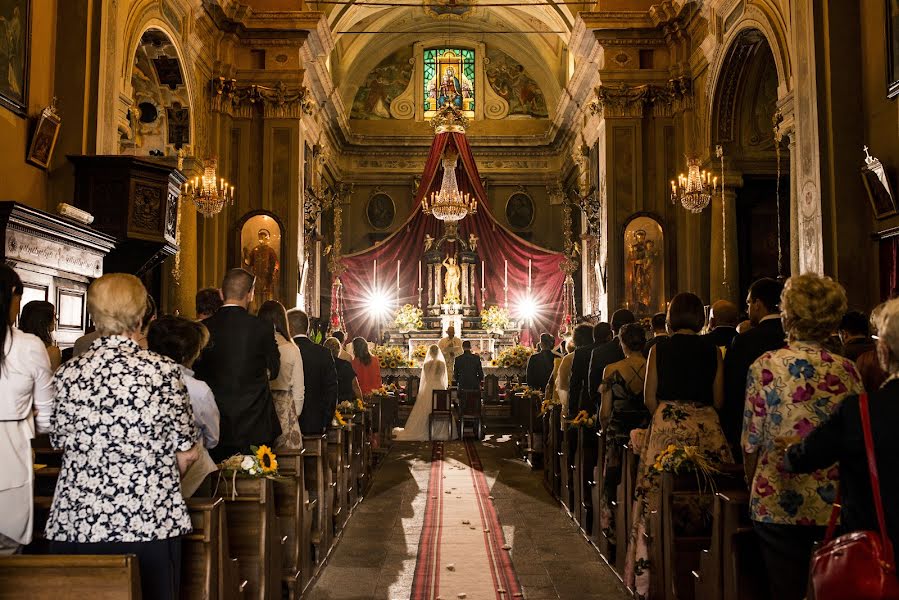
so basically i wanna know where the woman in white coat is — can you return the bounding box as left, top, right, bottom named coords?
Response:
left=0, top=264, right=54, bottom=554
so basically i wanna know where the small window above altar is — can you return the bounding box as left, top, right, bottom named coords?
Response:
left=424, top=48, right=475, bottom=118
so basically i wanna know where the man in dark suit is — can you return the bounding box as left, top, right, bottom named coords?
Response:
left=288, top=309, right=338, bottom=434
left=586, top=309, right=636, bottom=414
left=568, top=321, right=611, bottom=417
left=838, top=310, right=876, bottom=360
left=454, top=341, right=484, bottom=392
left=194, top=268, right=281, bottom=462
left=643, top=312, right=668, bottom=357
left=703, top=300, right=740, bottom=350
left=526, top=333, right=556, bottom=391
left=723, top=278, right=786, bottom=456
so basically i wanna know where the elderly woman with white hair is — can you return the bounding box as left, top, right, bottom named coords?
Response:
left=46, top=273, right=199, bottom=600
left=785, top=296, right=899, bottom=559
left=742, top=274, right=865, bottom=600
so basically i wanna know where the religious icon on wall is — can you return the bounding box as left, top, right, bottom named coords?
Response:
left=424, top=48, right=474, bottom=116
left=624, top=216, right=665, bottom=317
left=505, top=190, right=535, bottom=229
left=888, top=0, right=899, bottom=98
left=0, top=0, right=28, bottom=115
left=366, top=190, right=396, bottom=230
left=26, top=102, right=61, bottom=169
left=240, top=213, right=282, bottom=313
left=861, top=146, right=897, bottom=219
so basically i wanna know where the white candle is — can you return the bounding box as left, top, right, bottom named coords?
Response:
left=481, top=261, right=485, bottom=285
left=373, top=259, right=377, bottom=288
left=504, top=260, right=508, bottom=289
left=418, top=260, right=422, bottom=290
left=528, top=259, right=532, bottom=290
left=396, top=260, right=401, bottom=290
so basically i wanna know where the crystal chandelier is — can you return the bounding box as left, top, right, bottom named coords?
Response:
left=670, top=158, right=717, bottom=213
left=421, top=149, right=477, bottom=222
left=181, top=158, right=235, bottom=218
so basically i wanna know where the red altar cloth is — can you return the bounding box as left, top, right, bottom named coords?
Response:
left=338, top=132, right=566, bottom=343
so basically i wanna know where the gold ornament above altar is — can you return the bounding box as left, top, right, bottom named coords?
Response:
left=421, top=147, right=477, bottom=222
left=430, top=103, right=469, bottom=134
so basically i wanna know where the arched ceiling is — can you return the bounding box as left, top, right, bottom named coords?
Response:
left=318, top=1, right=576, bottom=114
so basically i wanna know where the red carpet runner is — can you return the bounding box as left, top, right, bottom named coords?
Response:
left=410, top=440, right=522, bottom=600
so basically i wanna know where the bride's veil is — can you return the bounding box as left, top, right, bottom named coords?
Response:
left=419, top=344, right=448, bottom=393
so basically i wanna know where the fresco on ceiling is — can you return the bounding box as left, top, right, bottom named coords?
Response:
left=351, top=47, right=414, bottom=120
left=485, top=48, right=548, bottom=118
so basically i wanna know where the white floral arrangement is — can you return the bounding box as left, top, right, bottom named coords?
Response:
left=394, top=304, right=424, bottom=332
left=482, top=305, right=511, bottom=334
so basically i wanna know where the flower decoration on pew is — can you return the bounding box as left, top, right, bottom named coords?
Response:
left=369, top=384, right=395, bottom=402
left=490, top=345, right=534, bottom=369
left=373, top=345, right=413, bottom=369
left=219, top=445, right=282, bottom=479
left=651, top=444, right=723, bottom=492
left=539, top=396, right=560, bottom=415
left=338, top=400, right=358, bottom=415
left=569, top=410, right=597, bottom=428
left=394, top=304, right=424, bottom=332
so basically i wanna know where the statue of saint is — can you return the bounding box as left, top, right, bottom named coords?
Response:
left=468, top=232, right=479, bottom=253
left=245, top=228, right=280, bottom=311
left=627, top=229, right=653, bottom=313
left=442, top=255, right=461, bottom=304
left=424, top=234, right=434, bottom=253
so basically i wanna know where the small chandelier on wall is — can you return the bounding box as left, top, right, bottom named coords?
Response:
left=670, top=154, right=718, bottom=214
left=181, top=158, right=235, bottom=218
left=421, top=148, right=477, bottom=222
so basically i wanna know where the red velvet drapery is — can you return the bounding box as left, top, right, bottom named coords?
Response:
left=339, top=132, right=566, bottom=342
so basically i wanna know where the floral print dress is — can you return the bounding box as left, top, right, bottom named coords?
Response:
left=742, top=342, right=863, bottom=526
left=46, top=336, right=198, bottom=543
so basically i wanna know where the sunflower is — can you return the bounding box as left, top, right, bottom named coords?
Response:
left=335, top=409, right=347, bottom=427
left=255, top=445, right=278, bottom=474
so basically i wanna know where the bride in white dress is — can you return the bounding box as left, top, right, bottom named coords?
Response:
left=393, top=345, right=455, bottom=441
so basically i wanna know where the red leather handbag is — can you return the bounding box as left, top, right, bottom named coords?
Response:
left=809, top=393, right=899, bottom=600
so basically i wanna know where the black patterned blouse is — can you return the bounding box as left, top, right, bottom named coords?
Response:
left=46, top=336, right=198, bottom=543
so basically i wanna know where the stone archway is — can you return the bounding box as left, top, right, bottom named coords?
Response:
left=119, top=27, right=193, bottom=157
left=710, top=28, right=789, bottom=302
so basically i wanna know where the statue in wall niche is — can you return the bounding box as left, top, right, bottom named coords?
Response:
left=442, top=255, right=461, bottom=305
left=628, top=229, right=654, bottom=314
left=245, top=228, right=280, bottom=310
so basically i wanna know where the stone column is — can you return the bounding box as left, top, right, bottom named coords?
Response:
left=709, top=186, right=739, bottom=303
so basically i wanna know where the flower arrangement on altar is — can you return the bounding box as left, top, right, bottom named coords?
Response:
left=569, top=410, right=597, bottom=429
left=373, top=345, right=413, bottom=369
left=219, top=445, right=281, bottom=478
left=481, top=305, right=511, bottom=334
left=491, top=344, right=534, bottom=369
left=411, top=344, right=430, bottom=363
left=394, top=304, right=424, bottom=332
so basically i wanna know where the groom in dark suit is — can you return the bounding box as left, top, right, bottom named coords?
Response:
left=194, top=268, right=281, bottom=462
left=454, top=341, right=484, bottom=392
left=288, top=309, right=338, bottom=434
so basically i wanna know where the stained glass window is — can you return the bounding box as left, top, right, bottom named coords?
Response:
left=424, top=48, right=475, bottom=117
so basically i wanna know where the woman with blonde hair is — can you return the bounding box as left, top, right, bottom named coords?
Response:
left=257, top=300, right=304, bottom=449
left=46, top=273, right=198, bottom=600
left=743, top=273, right=864, bottom=600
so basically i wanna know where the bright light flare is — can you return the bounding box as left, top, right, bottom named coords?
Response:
left=517, top=295, right=540, bottom=322
left=365, top=288, right=394, bottom=319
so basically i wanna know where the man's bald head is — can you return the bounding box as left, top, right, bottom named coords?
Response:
left=709, top=300, right=740, bottom=329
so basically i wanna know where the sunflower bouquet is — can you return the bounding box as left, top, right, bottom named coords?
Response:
left=369, top=384, right=396, bottom=401
left=219, top=445, right=281, bottom=478
left=373, top=345, right=413, bottom=369
left=411, top=344, right=430, bottom=363
left=651, top=444, right=722, bottom=477
left=481, top=305, right=511, bottom=334
left=569, top=410, right=597, bottom=429
left=491, top=345, right=535, bottom=369
left=539, top=396, right=560, bottom=415
left=334, top=409, right=348, bottom=428
left=394, top=304, right=424, bottom=332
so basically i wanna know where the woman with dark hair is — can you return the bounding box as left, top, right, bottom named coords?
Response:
left=324, top=337, right=363, bottom=402
left=257, top=300, right=303, bottom=449
left=18, top=300, right=61, bottom=370
left=624, top=293, right=732, bottom=598
left=0, top=266, right=54, bottom=554
left=148, top=316, right=220, bottom=497
left=598, top=322, right=650, bottom=543
left=352, top=336, right=382, bottom=396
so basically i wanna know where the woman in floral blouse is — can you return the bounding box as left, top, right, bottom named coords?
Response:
left=46, top=274, right=199, bottom=600
left=743, top=273, right=864, bottom=600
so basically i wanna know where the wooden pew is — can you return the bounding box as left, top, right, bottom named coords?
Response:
left=614, top=444, right=637, bottom=575
left=182, top=496, right=246, bottom=600
left=559, top=422, right=576, bottom=514
left=541, top=408, right=555, bottom=493
left=326, top=426, right=348, bottom=535
left=216, top=475, right=282, bottom=600
left=302, top=434, right=331, bottom=563
left=524, top=394, right=544, bottom=469
left=272, top=448, right=314, bottom=596
left=576, top=426, right=598, bottom=536
left=593, top=429, right=610, bottom=559
left=0, top=555, right=141, bottom=599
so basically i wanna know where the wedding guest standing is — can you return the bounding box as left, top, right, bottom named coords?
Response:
left=526, top=333, right=555, bottom=391
left=324, top=337, right=363, bottom=402
left=331, top=330, right=354, bottom=362
left=743, top=274, right=863, bottom=600
left=18, top=300, right=61, bottom=370
left=193, top=268, right=281, bottom=462
left=642, top=312, right=668, bottom=357
left=289, top=309, right=338, bottom=434
left=0, top=265, right=54, bottom=555
left=558, top=324, right=592, bottom=417
left=702, top=299, right=740, bottom=349
left=352, top=337, right=382, bottom=396
left=587, top=310, right=636, bottom=414
left=838, top=310, right=876, bottom=360
left=148, top=316, right=220, bottom=497
left=195, top=287, right=223, bottom=321
left=46, top=273, right=198, bottom=600
left=258, top=300, right=304, bottom=449
left=568, top=322, right=608, bottom=417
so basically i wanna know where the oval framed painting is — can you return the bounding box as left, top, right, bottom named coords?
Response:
left=366, top=190, right=396, bottom=230
left=505, top=190, right=534, bottom=229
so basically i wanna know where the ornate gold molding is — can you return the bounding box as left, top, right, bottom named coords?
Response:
left=210, top=77, right=316, bottom=119
left=592, top=76, right=691, bottom=118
